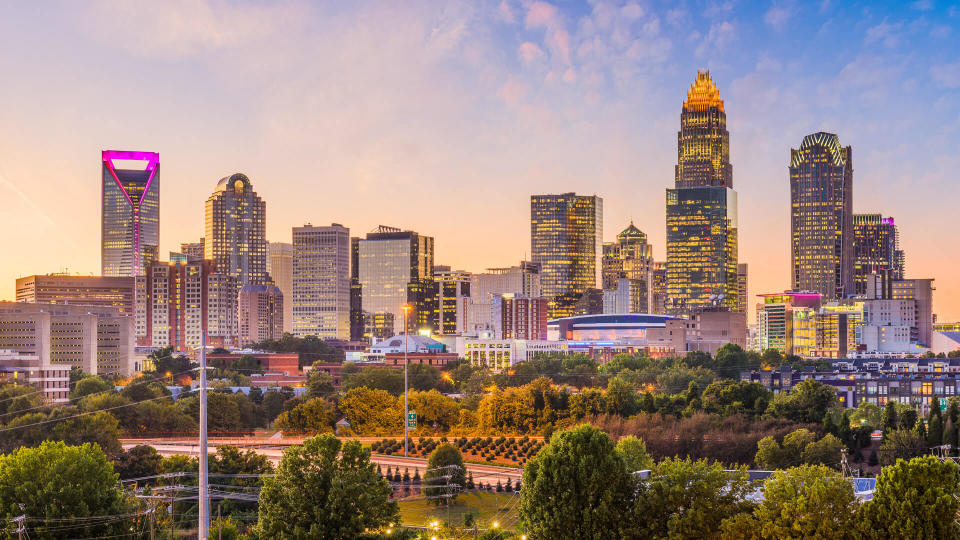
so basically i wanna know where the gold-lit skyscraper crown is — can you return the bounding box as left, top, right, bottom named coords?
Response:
left=683, top=70, right=724, bottom=113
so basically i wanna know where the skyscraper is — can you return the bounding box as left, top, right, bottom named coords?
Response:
left=467, top=261, right=542, bottom=336
left=852, top=214, right=904, bottom=295
left=790, top=132, right=853, bottom=300
left=204, top=173, right=269, bottom=287
left=432, top=266, right=471, bottom=335
left=601, top=222, right=654, bottom=313
left=736, top=263, right=748, bottom=314
left=530, top=193, right=603, bottom=319
left=238, top=284, right=284, bottom=345
left=666, top=71, right=738, bottom=314
left=352, top=226, right=434, bottom=337
left=268, top=242, right=294, bottom=334
left=101, top=150, right=159, bottom=277
left=292, top=224, right=350, bottom=340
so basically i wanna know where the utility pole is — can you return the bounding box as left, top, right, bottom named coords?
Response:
left=11, top=513, right=25, bottom=540
left=198, top=332, right=209, bottom=539
left=402, top=304, right=411, bottom=457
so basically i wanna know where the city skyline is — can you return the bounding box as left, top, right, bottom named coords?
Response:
left=2, top=2, right=960, bottom=322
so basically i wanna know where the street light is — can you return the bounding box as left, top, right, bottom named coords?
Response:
left=401, top=304, right=413, bottom=457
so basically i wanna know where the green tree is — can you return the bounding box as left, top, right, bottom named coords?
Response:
left=605, top=376, right=637, bottom=416
left=262, top=389, right=293, bottom=422
left=519, top=425, right=635, bottom=539
left=208, top=516, right=241, bottom=540
left=881, top=401, right=898, bottom=436
left=701, top=380, right=772, bottom=418
left=422, top=443, right=466, bottom=504
left=800, top=434, right=844, bottom=468
left=343, top=368, right=405, bottom=395
left=754, top=429, right=816, bottom=470
left=306, top=370, right=336, bottom=399
left=765, top=379, right=839, bottom=424
left=338, top=387, right=402, bottom=435
left=568, top=387, right=607, bottom=419
left=615, top=436, right=654, bottom=472
left=879, top=429, right=928, bottom=466
left=858, top=455, right=960, bottom=539
left=274, top=397, right=336, bottom=435
left=112, top=444, right=162, bottom=481
left=633, top=458, right=753, bottom=540
left=257, top=434, right=397, bottom=538
left=71, top=376, right=114, bottom=399
left=927, top=406, right=944, bottom=447
left=752, top=465, right=858, bottom=539
left=0, top=441, right=133, bottom=539
left=406, top=390, right=460, bottom=432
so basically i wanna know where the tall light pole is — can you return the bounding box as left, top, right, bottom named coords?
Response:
left=401, top=304, right=412, bottom=457
left=198, top=333, right=209, bottom=539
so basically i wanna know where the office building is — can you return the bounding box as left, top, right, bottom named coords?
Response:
left=501, top=294, right=548, bottom=340
left=666, top=71, right=738, bottom=314
left=204, top=173, right=269, bottom=287
left=292, top=224, right=350, bottom=340
left=864, top=273, right=935, bottom=349
left=531, top=193, right=603, bottom=318
left=138, top=261, right=238, bottom=351
left=238, top=284, right=284, bottom=345
left=352, top=226, right=434, bottom=338
left=790, top=132, right=854, bottom=299
left=736, top=263, right=748, bottom=314
left=0, top=302, right=135, bottom=376
left=468, top=262, right=541, bottom=336
left=756, top=291, right=823, bottom=354
left=101, top=150, right=159, bottom=277
left=651, top=262, right=667, bottom=315
left=171, top=239, right=205, bottom=264
left=853, top=215, right=904, bottom=296
left=433, top=267, right=471, bottom=336
left=268, top=242, right=294, bottom=333
left=602, top=222, right=654, bottom=313
left=16, top=274, right=136, bottom=315
left=0, top=349, right=70, bottom=403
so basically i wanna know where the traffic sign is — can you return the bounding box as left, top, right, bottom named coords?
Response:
left=407, top=412, right=417, bottom=429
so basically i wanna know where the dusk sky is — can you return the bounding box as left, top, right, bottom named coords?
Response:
left=1, top=0, right=958, bottom=321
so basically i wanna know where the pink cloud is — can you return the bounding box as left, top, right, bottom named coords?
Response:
left=525, top=1, right=559, bottom=29
left=519, top=41, right=544, bottom=63
left=497, top=76, right=531, bottom=105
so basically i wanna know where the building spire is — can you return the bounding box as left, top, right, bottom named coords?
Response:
left=683, top=70, right=724, bottom=113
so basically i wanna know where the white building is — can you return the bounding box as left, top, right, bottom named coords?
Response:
left=467, top=262, right=541, bottom=336
left=457, top=338, right=567, bottom=371
left=292, top=224, right=351, bottom=339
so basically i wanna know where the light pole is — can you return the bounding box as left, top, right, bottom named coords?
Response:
left=401, top=304, right=412, bottom=457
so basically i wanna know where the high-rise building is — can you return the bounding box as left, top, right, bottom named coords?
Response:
left=352, top=226, right=434, bottom=337
left=0, top=301, right=135, bottom=376
left=531, top=193, right=603, bottom=319
left=292, top=224, right=350, bottom=340
left=501, top=294, right=548, bottom=340
left=736, top=263, right=748, bottom=314
left=601, top=222, right=654, bottom=313
left=238, top=284, right=284, bottom=345
left=756, top=291, right=823, bottom=354
left=467, top=262, right=542, bottom=337
left=16, top=274, right=136, bottom=315
left=204, top=173, right=269, bottom=287
left=138, top=261, right=238, bottom=351
left=666, top=71, right=738, bottom=314
left=651, top=262, right=667, bottom=315
left=432, top=267, right=471, bottom=335
left=790, top=132, right=854, bottom=300
left=101, top=150, right=159, bottom=277
left=268, top=242, right=294, bottom=334
left=852, top=214, right=904, bottom=295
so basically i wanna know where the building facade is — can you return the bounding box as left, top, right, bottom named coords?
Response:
left=101, top=150, right=159, bottom=277
left=16, top=274, right=136, bottom=316
left=666, top=71, right=738, bottom=314
left=204, top=173, right=269, bottom=287
left=756, top=291, right=823, bottom=354
left=268, top=242, right=294, bottom=334
left=468, top=261, right=541, bottom=336
left=651, top=262, right=668, bottom=315
left=0, top=349, right=70, bottom=403
left=432, top=267, right=471, bottom=336
left=790, top=132, right=854, bottom=300
left=292, top=225, right=350, bottom=340
left=602, top=222, right=654, bottom=313
left=501, top=294, right=548, bottom=340
left=0, top=302, right=135, bottom=376
left=352, top=226, right=435, bottom=338
left=736, top=263, right=748, bottom=314
left=852, top=215, right=904, bottom=296
left=531, top=193, right=603, bottom=319
left=138, top=261, right=238, bottom=351
left=238, top=284, right=284, bottom=345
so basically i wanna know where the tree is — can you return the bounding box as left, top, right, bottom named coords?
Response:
left=112, top=444, right=162, bottom=481
left=257, top=434, right=398, bottom=538
left=633, top=458, right=754, bottom=540
left=343, top=368, right=404, bottom=395
left=615, top=436, right=654, bottom=472
left=0, top=441, right=133, bottom=539
left=765, top=380, right=839, bottom=424
left=605, top=376, right=637, bottom=416
left=881, top=401, right=898, bottom=436
left=701, top=380, right=772, bottom=418
left=208, top=517, right=241, bottom=540
left=927, top=406, right=944, bottom=447
left=405, top=390, right=460, bottom=432
left=262, top=389, right=293, bottom=422
left=879, top=429, right=927, bottom=466
left=800, top=434, right=844, bottom=468
left=71, top=376, right=114, bottom=399
left=210, top=445, right=273, bottom=521
left=568, top=388, right=607, bottom=419
left=754, top=429, right=816, bottom=470
left=519, top=425, right=635, bottom=539
left=423, top=443, right=466, bottom=504
left=752, top=465, right=858, bottom=539
left=338, top=387, right=402, bottom=435
left=274, top=397, right=336, bottom=435
left=306, top=370, right=336, bottom=399
left=858, top=456, right=960, bottom=539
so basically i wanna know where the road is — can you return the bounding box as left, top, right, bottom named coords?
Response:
left=126, top=440, right=523, bottom=485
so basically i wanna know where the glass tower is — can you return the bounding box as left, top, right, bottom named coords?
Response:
left=530, top=193, right=603, bottom=319
left=666, top=71, right=738, bottom=314
left=292, top=224, right=350, bottom=340
left=852, top=214, right=904, bottom=295
left=789, top=132, right=853, bottom=300
left=204, top=173, right=270, bottom=287
left=601, top=222, right=654, bottom=313
left=101, top=150, right=159, bottom=277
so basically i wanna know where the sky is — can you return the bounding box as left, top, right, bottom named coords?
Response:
left=0, top=0, right=959, bottom=323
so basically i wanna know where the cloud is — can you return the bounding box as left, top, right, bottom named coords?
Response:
left=696, top=20, right=736, bottom=57
left=931, top=62, right=960, bottom=88
left=865, top=20, right=902, bottom=48
left=910, top=0, right=933, bottom=10
left=764, top=2, right=794, bottom=29
left=519, top=41, right=545, bottom=63
left=497, top=76, right=531, bottom=105
left=497, top=0, right=515, bottom=23
left=525, top=1, right=559, bottom=29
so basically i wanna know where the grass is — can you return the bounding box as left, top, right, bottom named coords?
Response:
left=398, top=491, right=521, bottom=532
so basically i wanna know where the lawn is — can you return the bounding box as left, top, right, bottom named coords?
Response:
left=398, top=491, right=521, bottom=533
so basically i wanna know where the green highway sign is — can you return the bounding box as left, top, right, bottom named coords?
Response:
left=407, top=412, right=417, bottom=429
